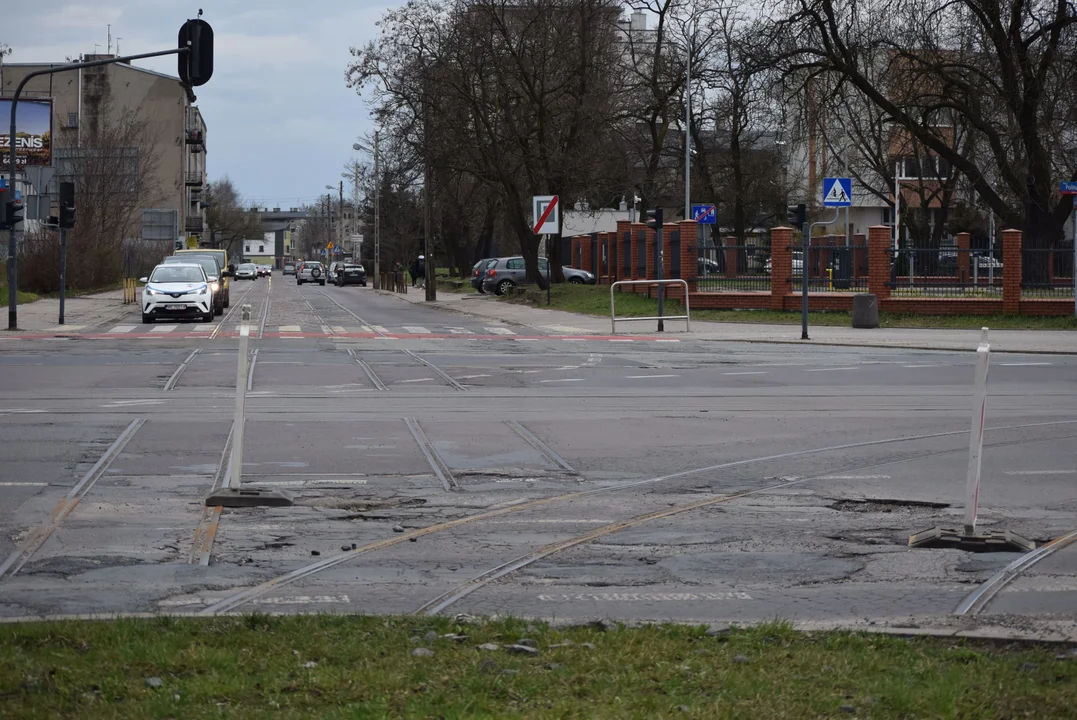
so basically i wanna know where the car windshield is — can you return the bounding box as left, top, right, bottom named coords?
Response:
left=239, top=264, right=256, bottom=270
left=150, top=266, right=205, bottom=283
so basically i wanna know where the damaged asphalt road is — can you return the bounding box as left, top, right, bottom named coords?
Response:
left=1, top=282, right=1075, bottom=638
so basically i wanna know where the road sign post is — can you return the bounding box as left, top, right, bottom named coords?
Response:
left=533, top=195, right=560, bottom=306
left=1062, top=182, right=1077, bottom=318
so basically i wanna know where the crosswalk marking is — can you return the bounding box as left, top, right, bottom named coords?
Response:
left=372, top=325, right=389, bottom=334
left=447, top=327, right=474, bottom=334
left=403, top=326, right=431, bottom=334
left=278, top=325, right=301, bottom=332
left=193, top=325, right=214, bottom=332
left=331, top=326, right=348, bottom=333
left=108, top=325, right=136, bottom=333
left=149, top=325, right=177, bottom=333
left=485, top=326, right=515, bottom=335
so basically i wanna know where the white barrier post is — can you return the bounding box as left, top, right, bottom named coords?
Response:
left=963, top=327, right=990, bottom=535
left=229, top=305, right=251, bottom=490
left=206, top=304, right=292, bottom=507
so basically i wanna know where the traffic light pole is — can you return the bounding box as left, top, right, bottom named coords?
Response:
left=58, top=227, right=67, bottom=325
left=801, top=209, right=841, bottom=341
left=6, top=46, right=189, bottom=330
left=656, top=224, right=665, bottom=332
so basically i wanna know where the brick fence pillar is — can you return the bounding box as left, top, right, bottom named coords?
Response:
left=956, top=231, right=970, bottom=284
left=680, top=220, right=699, bottom=291
left=1002, top=228, right=1022, bottom=314
left=867, top=225, right=892, bottom=300
left=580, top=234, right=593, bottom=276
left=661, top=223, right=673, bottom=284
left=630, top=223, right=645, bottom=280
left=570, top=236, right=580, bottom=268
left=645, top=227, right=656, bottom=283
left=723, top=237, right=738, bottom=279
left=616, top=221, right=630, bottom=282
left=770, top=226, right=793, bottom=310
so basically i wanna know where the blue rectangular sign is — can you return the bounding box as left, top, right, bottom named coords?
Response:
left=822, top=177, right=852, bottom=207
left=1059, top=181, right=1077, bottom=194
left=691, top=204, right=716, bottom=224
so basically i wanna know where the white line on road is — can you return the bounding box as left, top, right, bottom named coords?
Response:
left=902, top=364, right=943, bottom=368
left=278, top=325, right=301, bottom=332
left=536, top=591, right=752, bottom=602
left=999, top=362, right=1052, bottom=366
left=0, top=482, right=48, bottom=487
left=101, top=399, right=164, bottom=407
left=803, top=367, right=858, bottom=372
left=108, top=325, right=136, bottom=333
left=819, top=475, right=892, bottom=480
left=258, top=479, right=369, bottom=486
left=398, top=378, right=434, bottom=383
left=149, top=325, right=177, bottom=333
left=404, top=326, right=431, bottom=334
left=485, top=326, right=516, bottom=335
left=0, top=409, right=46, bottom=414
left=539, top=378, right=584, bottom=383
left=723, top=371, right=768, bottom=376
left=1004, top=470, right=1076, bottom=475
left=625, top=374, right=680, bottom=379
left=159, top=594, right=350, bottom=608
left=372, top=325, right=389, bottom=334
left=448, top=327, right=474, bottom=334
left=655, top=339, right=680, bottom=343
left=456, top=374, right=491, bottom=380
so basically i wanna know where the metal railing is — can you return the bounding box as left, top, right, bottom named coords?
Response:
left=696, top=245, right=771, bottom=292
left=380, top=272, right=408, bottom=293
left=184, top=170, right=204, bottom=186
left=610, top=279, right=689, bottom=333
left=1022, top=246, right=1074, bottom=299
left=888, top=247, right=1003, bottom=297
left=786, top=244, right=869, bottom=293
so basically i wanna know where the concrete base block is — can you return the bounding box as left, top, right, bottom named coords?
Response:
left=908, top=526, right=1035, bottom=553
left=852, top=293, right=879, bottom=329
left=205, top=488, right=294, bottom=508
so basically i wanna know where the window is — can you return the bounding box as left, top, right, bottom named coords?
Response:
left=258, top=245, right=264, bottom=253
left=507, top=259, right=524, bottom=270
left=898, top=155, right=952, bottom=180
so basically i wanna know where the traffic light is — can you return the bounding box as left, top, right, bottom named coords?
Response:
left=59, top=182, right=76, bottom=229
left=645, top=206, right=663, bottom=231
left=4, top=199, right=24, bottom=229
left=787, top=203, right=806, bottom=228
left=178, top=18, right=214, bottom=87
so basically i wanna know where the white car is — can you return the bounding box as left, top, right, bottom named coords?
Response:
left=140, top=263, right=215, bottom=324
left=234, top=263, right=258, bottom=280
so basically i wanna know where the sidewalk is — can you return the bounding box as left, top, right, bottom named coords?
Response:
left=383, top=288, right=1077, bottom=354
left=3, top=289, right=131, bottom=334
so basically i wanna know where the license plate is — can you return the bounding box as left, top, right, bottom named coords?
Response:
left=166, top=304, right=186, bottom=311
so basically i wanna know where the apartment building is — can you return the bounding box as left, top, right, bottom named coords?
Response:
left=1, top=55, right=207, bottom=250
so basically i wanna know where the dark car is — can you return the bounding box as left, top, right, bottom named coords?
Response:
left=335, top=263, right=367, bottom=287
left=471, top=258, right=496, bottom=292
left=283, top=262, right=296, bottom=276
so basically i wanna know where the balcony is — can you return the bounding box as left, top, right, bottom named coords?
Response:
left=184, top=215, right=204, bottom=233
left=185, top=128, right=205, bottom=148
left=185, top=171, right=203, bottom=186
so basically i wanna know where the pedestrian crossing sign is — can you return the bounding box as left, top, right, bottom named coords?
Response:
left=822, top=177, right=852, bottom=207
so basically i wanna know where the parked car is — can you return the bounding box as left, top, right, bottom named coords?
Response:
left=140, top=263, right=215, bottom=323
left=234, top=263, right=258, bottom=280
left=698, top=257, right=721, bottom=275
left=160, top=254, right=225, bottom=315
left=471, top=259, right=496, bottom=292
left=763, top=252, right=804, bottom=275
left=297, top=261, right=326, bottom=286
left=335, top=263, right=367, bottom=286
left=283, top=261, right=296, bottom=276
left=481, top=256, right=596, bottom=295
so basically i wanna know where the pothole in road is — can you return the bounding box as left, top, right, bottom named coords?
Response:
left=829, top=498, right=950, bottom=513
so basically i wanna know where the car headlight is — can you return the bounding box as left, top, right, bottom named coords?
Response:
left=144, top=288, right=162, bottom=296
left=199, top=285, right=211, bottom=295
left=210, top=282, right=220, bottom=292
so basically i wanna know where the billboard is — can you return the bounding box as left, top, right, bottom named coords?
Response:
left=0, top=99, right=53, bottom=167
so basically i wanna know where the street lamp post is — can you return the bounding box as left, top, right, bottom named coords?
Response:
left=353, top=133, right=380, bottom=289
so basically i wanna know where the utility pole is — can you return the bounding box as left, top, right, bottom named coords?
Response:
left=338, top=180, right=344, bottom=259
left=684, top=28, right=692, bottom=221
left=423, top=72, right=435, bottom=301
left=374, top=131, right=381, bottom=289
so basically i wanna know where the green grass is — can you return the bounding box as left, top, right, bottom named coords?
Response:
left=1, top=616, right=1074, bottom=718
left=0, top=284, right=40, bottom=304
left=506, top=284, right=1077, bottom=330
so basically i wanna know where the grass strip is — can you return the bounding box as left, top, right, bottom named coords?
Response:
left=1, top=616, right=1075, bottom=718
left=0, top=285, right=40, bottom=305
left=502, top=284, right=1077, bottom=330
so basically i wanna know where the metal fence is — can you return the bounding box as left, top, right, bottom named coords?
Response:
left=783, top=243, right=869, bottom=293
left=1022, top=246, right=1075, bottom=299
left=696, top=244, right=771, bottom=292
left=888, top=247, right=1002, bottom=297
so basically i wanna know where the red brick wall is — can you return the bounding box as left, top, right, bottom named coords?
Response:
left=1002, top=229, right=1022, bottom=314
left=956, top=232, right=970, bottom=284
left=770, top=226, right=793, bottom=310
left=580, top=234, right=593, bottom=275
left=680, top=220, right=699, bottom=291
left=630, top=223, right=645, bottom=280
left=867, top=225, right=892, bottom=300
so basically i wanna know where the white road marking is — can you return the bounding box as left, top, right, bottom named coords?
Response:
left=192, top=325, right=214, bottom=332
left=398, top=378, right=434, bottom=383
left=1004, top=470, right=1075, bottom=475
left=819, top=475, right=892, bottom=480
left=108, top=325, right=136, bottom=333
left=902, top=364, right=943, bottom=368
left=320, top=325, right=333, bottom=334
left=723, top=371, right=767, bottom=376
left=0, top=482, right=47, bottom=487
left=999, top=362, right=1051, bottom=366
left=485, top=326, right=516, bottom=335
left=149, top=325, right=177, bottom=333
left=278, top=325, right=301, bottom=332
left=561, top=338, right=585, bottom=341
left=539, top=378, right=584, bottom=383
left=331, top=326, right=347, bottom=333
left=101, top=399, right=164, bottom=407
left=258, top=479, right=369, bottom=486
left=159, top=594, right=350, bottom=608
left=803, top=367, right=858, bottom=372
left=609, top=339, right=634, bottom=342
left=447, top=327, right=474, bottom=334
left=625, top=374, right=680, bottom=379
left=655, top=339, right=680, bottom=343
left=372, top=325, right=389, bottom=334
left=404, top=326, right=431, bottom=334
left=45, top=325, right=85, bottom=331
left=0, top=409, right=46, bottom=414
left=456, top=374, right=491, bottom=380
left=536, top=591, right=752, bottom=602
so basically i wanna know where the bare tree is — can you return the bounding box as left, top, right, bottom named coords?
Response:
left=204, top=177, right=261, bottom=258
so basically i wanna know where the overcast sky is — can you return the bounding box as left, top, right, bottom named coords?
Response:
left=3, top=1, right=387, bottom=208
